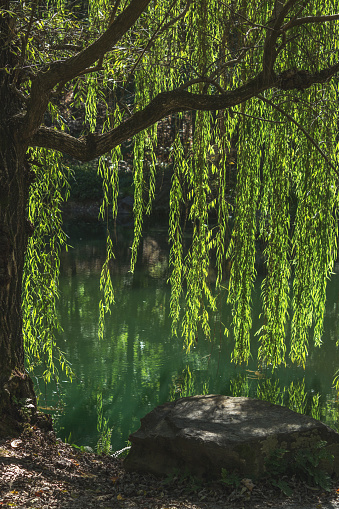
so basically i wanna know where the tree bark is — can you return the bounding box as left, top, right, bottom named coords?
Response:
left=0, top=129, right=39, bottom=436
left=0, top=113, right=39, bottom=431
left=31, top=62, right=339, bottom=162
left=0, top=7, right=38, bottom=435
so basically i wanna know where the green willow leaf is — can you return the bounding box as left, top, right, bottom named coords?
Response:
left=20, top=0, right=339, bottom=378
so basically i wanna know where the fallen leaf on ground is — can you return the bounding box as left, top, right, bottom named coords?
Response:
left=10, top=440, right=22, bottom=449
left=241, top=478, right=255, bottom=491
left=79, top=471, right=97, bottom=478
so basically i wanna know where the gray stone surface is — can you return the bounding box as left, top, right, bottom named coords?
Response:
left=124, top=395, right=339, bottom=479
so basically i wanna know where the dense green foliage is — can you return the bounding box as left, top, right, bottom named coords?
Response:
left=68, top=163, right=103, bottom=202
left=4, top=0, right=339, bottom=379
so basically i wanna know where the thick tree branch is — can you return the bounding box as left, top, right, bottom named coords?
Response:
left=31, top=73, right=267, bottom=160
left=263, top=0, right=299, bottom=81
left=42, top=0, right=152, bottom=88
left=30, top=61, right=339, bottom=162
left=23, top=0, right=152, bottom=136
left=277, top=60, right=339, bottom=90
left=282, top=14, right=339, bottom=31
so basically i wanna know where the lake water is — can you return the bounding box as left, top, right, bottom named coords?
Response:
left=36, top=221, right=339, bottom=452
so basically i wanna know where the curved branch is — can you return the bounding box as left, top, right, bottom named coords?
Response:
left=30, top=62, right=339, bottom=162
left=282, top=14, right=339, bottom=31
left=31, top=73, right=267, bottom=160
left=23, top=0, right=152, bottom=135
left=263, top=0, right=298, bottom=81
left=42, top=0, right=152, bottom=89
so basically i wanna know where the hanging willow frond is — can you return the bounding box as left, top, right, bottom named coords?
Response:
left=19, top=0, right=339, bottom=373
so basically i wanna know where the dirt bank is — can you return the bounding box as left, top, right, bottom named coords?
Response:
left=0, top=428, right=339, bottom=509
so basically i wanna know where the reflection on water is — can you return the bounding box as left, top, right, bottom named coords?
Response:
left=35, top=222, right=339, bottom=451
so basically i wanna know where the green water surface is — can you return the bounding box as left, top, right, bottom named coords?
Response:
left=36, top=222, right=339, bottom=451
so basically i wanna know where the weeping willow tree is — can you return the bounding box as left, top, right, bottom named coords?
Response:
left=1, top=0, right=339, bottom=434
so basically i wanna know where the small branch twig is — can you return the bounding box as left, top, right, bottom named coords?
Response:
left=55, top=60, right=104, bottom=94
left=117, top=100, right=132, bottom=117
left=122, top=0, right=190, bottom=94
left=179, top=77, right=226, bottom=94
left=257, top=94, right=339, bottom=178
left=232, top=109, right=286, bottom=124
left=108, top=0, right=122, bottom=26
left=12, top=0, right=39, bottom=87
left=50, top=44, right=83, bottom=52
left=9, top=84, right=30, bottom=103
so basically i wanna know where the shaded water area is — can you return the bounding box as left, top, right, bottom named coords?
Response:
left=35, top=221, right=339, bottom=452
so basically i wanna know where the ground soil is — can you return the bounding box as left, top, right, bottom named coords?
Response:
left=1, top=427, right=339, bottom=509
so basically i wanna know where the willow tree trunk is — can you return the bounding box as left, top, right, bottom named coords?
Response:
left=0, top=111, right=38, bottom=435
left=0, top=8, right=38, bottom=435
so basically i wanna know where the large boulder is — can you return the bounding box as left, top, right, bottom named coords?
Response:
left=124, top=395, right=339, bottom=479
